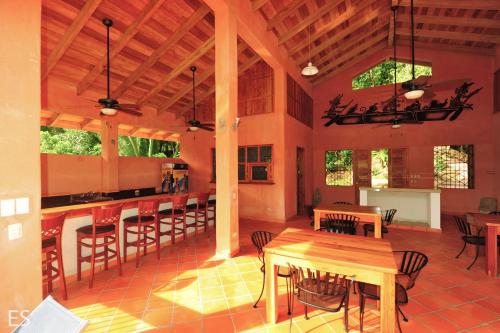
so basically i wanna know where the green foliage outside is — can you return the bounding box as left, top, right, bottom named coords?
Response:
left=325, top=150, right=353, bottom=186
left=40, top=126, right=102, bottom=155
left=352, top=60, right=432, bottom=90
left=434, top=145, right=472, bottom=189
left=40, top=126, right=179, bottom=158
left=371, top=149, right=389, bottom=188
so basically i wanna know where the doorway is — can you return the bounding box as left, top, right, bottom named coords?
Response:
left=297, top=147, right=305, bottom=215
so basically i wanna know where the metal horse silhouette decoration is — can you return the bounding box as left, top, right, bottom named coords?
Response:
left=322, top=82, right=482, bottom=127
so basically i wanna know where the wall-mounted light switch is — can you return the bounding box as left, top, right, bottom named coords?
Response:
left=8, top=223, right=22, bottom=240
left=1, top=199, right=15, bottom=217
left=15, top=197, right=29, bottom=215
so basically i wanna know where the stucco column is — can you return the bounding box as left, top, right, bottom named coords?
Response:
left=101, top=120, right=119, bottom=192
left=0, top=0, right=42, bottom=330
left=214, top=3, right=239, bottom=257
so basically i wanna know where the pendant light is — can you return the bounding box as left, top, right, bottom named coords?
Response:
left=101, top=18, right=117, bottom=115
left=301, top=25, right=319, bottom=76
left=404, top=0, right=424, bottom=100
left=391, top=6, right=400, bottom=129
left=189, top=66, right=199, bottom=132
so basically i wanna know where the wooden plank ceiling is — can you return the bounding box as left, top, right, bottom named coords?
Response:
left=42, top=0, right=262, bottom=124
left=252, top=0, right=500, bottom=85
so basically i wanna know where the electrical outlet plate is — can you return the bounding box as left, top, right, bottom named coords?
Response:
left=0, top=199, right=15, bottom=217
left=8, top=223, right=22, bottom=240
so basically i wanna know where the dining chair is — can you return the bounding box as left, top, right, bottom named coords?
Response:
left=76, top=205, right=123, bottom=288
left=489, top=211, right=500, bottom=215
left=358, top=250, right=428, bottom=333
left=454, top=215, right=485, bottom=270
left=41, top=213, right=67, bottom=300
left=123, top=200, right=160, bottom=268
left=288, top=264, right=351, bottom=333
left=364, top=208, right=397, bottom=237
left=320, top=213, right=359, bottom=235
left=251, top=231, right=292, bottom=315
left=333, top=201, right=352, bottom=205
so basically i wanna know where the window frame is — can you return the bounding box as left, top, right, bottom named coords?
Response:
left=433, top=144, right=474, bottom=189
left=325, top=150, right=353, bottom=187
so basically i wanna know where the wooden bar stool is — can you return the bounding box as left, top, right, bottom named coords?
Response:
left=159, top=194, right=189, bottom=244
left=41, top=213, right=68, bottom=300
left=207, top=195, right=216, bottom=229
left=186, top=192, right=210, bottom=236
left=123, top=200, right=160, bottom=267
left=76, top=204, right=123, bottom=288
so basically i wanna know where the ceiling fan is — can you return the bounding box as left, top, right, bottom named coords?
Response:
left=94, top=18, right=142, bottom=117
left=186, top=66, right=214, bottom=132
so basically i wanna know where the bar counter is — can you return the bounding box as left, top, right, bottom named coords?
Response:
left=41, top=192, right=214, bottom=277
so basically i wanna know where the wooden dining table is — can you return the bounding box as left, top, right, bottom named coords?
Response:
left=314, top=204, right=383, bottom=238
left=263, top=228, right=398, bottom=332
left=467, top=213, right=500, bottom=277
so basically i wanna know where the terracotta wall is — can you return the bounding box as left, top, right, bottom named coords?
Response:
left=494, top=47, right=500, bottom=204
left=41, top=153, right=185, bottom=196
left=313, top=46, right=496, bottom=214
left=0, top=0, right=42, bottom=330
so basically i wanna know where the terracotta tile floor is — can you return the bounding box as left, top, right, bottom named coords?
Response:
left=53, top=215, right=500, bottom=332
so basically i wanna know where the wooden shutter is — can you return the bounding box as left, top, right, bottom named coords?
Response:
left=354, top=150, right=371, bottom=204
left=389, top=148, right=408, bottom=188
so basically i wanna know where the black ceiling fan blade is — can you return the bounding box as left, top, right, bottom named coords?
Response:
left=324, top=118, right=336, bottom=127
left=198, top=125, right=214, bottom=132
left=117, top=103, right=140, bottom=109
left=117, top=107, right=143, bottom=116
left=198, top=123, right=214, bottom=126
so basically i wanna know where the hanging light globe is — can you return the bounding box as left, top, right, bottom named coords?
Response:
left=301, top=62, right=319, bottom=76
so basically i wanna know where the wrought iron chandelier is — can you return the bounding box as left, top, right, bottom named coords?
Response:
left=322, top=5, right=482, bottom=128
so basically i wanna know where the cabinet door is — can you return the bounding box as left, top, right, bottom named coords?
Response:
left=389, top=148, right=408, bottom=188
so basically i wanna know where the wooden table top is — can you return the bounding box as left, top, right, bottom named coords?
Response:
left=264, top=228, right=397, bottom=274
left=41, top=192, right=198, bottom=217
left=468, top=213, right=500, bottom=227
left=314, top=204, right=382, bottom=215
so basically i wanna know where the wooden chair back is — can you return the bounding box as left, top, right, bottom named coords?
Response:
left=41, top=213, right=66, bottom=241
left=138, top=200, right=159, bottom=217
left=171, top=194, right=189, bottom=210
left=92, top=205, right=122, bottom=229
left=197, top=192, right=210, bottom=206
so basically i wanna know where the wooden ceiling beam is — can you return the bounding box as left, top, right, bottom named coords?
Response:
left=129, top=127, right=141, bottom=136
left=137, top=36, right=215, bottom=106
left=278, top=0, right=344, bottom=45
left=398, top=15, right=500, bottom=30
left=397, top=39, right=496, bottom=56
left=42, top=0, right=102, bottom=80
left=47, top=113, right=63, bottom=127
left=176, top=55, right=261, bottom=117
left=252, top=0, right=269, bottom=11
left=313, top=42, right=387, bottom=86
left=288, top=0, right=377, bottom=56
left=313, top=32, right=387, bottom=80
left=159, top=44, right=248, bottom=113
left=267, top=0, right=307, bottom=31
left=76, top=0, right=166, bottom=95
left=112, top=5, right=211, bottom=98
left=295, top=8, right=388, bottom=64
left=79, top=118, right=94, bottom=130
left=149, top=129, right=161, bottom=138
left=399, top=0, right=500, bottom=10
left=398, top=28, right=500, bottom=44
left=309, top=24, right=388, bottom=69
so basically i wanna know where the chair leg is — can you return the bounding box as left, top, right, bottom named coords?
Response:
left=155, top=221, right=161, bottom=260
left=304, top=305, right=308, bottom=320
left=285, top=276, right=291, bottom=315
left=456, top=241, right=467, bottom=258
left=47, top=252, right=53, bottom=293
left=123, top=228, right=128, bottom=263
left=89, top=241, right=96, bottom=288
left=104, top=236, right=109, bottom=271
left=467, top=243, right=480, bottom=270
left=135, top=226, right=141, bottom=268
left=115, top=231, right=122, bottom=277
left=77, top=239, right=82, bottom=281
left=289, top=285, right=295, bottom=333
left=56, top=243, right=68, bottom=300
left=364, top=226, right=368, bottom=237
left=359, top=292, right=365, bottom=332
left=396, top=305, right=403, bottom=333
left=253, top=271, right=265, bottom=308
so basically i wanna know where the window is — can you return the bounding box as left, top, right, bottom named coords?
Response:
left=372, top=149, right=389, bottom=188
left=352, top=60, right=432, bottom=90
left=40, top=126, right=102, bottom=155
left=325, top=150, right=353, bottom=186
left=118, top=136, right=179, bottom=158
left=434, top=145, right=474, bottom=189
left=211, top=145, right=273, bottom=183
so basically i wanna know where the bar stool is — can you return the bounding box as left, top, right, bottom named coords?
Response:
left=76, top=204, right=123, bottom=288
left=123, top=200, right=160, bottom=267
left=186, top=192, right=210, bottom=236
left=207, top=195, right=216, bottom=229
left=41, top=213, right=67, bottom=300
left=158, top=194, right=189, bottom=244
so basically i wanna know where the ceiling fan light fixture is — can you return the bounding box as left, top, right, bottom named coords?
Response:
left=391, top=123, right=401, bottom=129
left=189, top=126, right=199, bottom=132
left=101, top=107, right=117, bottom=116
left=404, top=89, right=425, bottom=100
left=302, top=62, right=319, bottom=76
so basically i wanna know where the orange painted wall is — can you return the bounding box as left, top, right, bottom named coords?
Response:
left=41, top=153, right=185, bottom=196
left=0, top=0, right=42, bottom=330
left=313, top=46, right=496, bottom=214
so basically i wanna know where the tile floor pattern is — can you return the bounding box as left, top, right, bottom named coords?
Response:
left=52, top=216, right=500, bottom=333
